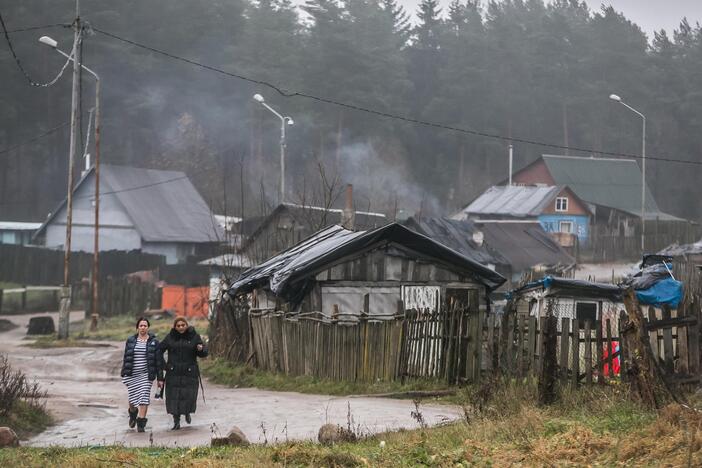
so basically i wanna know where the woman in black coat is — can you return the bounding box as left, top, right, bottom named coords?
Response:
left=159, top=316, right=208, bottom=430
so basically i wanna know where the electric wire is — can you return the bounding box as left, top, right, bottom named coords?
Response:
left=3, top=23, right=70, bottom=34
left=91, top=26, right=702, bottom=168
left=0, top=122, right=70, bottom=156
left=0, top=12, right=77, bottom=87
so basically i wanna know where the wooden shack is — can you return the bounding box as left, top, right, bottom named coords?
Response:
left=228, top=223, right=506, bottom=320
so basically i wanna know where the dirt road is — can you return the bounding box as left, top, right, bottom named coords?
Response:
left=1, top=313, right=461, bottom=447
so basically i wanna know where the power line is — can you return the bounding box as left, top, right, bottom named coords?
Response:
left=91, top=27, right=702, bottom=168
left=0, top=12, right=76, bottom=87
left=0, top=121, right=70, bottom=155
left=3, top=23, right=70, bottom=34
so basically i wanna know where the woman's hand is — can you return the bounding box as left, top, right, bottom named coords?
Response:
left=196, top=344, right=203, bottom=351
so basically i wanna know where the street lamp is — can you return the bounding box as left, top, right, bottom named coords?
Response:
left=253, top=94, right=294, bottom=204
left=609, top=93, right=646, bottom=252
left=41, top=35, right=102, bottom=331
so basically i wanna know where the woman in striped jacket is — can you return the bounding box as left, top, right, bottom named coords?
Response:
left=120, top=317, right=164, bottom=432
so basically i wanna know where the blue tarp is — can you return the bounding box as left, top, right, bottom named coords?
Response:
left=635, top=278, right=683, bottom=308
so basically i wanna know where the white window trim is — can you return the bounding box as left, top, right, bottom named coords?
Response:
left=555, top=197, right=568, bottom=212
left=559, top=221, right=573, bottom=234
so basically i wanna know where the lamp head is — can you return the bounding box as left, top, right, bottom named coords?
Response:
left=253, top=94, right=265, bottom=103
left=285, top=117, right=294, bottom=126
left=39, top=36, right=58, bottom=48
left=609, top=94, right=622, bottom=102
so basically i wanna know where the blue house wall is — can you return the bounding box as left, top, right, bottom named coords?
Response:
left=538, top=214, right=589, bottom=244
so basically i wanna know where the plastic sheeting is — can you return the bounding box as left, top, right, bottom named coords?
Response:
left=228, top=223, right=506, bottom=304
left=635, top=278, right=683, bottom=308
left=623, top=260, right=683, bottom=308
left=508, top=275, right=622, bottom=301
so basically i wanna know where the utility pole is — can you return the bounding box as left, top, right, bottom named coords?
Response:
left=90, top=74, right=101, bottom=331
left=58, top=0, right=82, bottom=339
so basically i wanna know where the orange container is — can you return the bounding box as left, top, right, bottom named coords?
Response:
left=162, top=285, right=209, bottom=318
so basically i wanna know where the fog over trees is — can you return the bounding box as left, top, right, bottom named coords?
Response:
left=2, top=0, right=702, bottom=223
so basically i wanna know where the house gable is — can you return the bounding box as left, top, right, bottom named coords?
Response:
left=512, top=158, right=556, bottom=185
left=541, top=187, right=590, bottom=216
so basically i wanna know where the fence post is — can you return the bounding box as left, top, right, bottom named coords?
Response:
left=584, top=320, right=592, bottom=385
left=596, top=320, right=604, bottom=385
left=571, top=319, right=580, bottom=387
left=538, top=315, right=558, bottom=404
left=0, top=288, right=3, bottom=314
left=661, top=305, right=675, bottom=374
left=560, top=317, right=570, bottom=383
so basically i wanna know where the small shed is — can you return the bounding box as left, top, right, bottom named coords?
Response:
left=509, top=276, right=623, bottom=327
left=227, top=223, right=505, bottom=320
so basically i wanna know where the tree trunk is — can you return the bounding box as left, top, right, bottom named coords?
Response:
left=621, top=289, right=673, bottom=409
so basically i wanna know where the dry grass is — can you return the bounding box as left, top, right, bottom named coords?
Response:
left=2, top=381, right=700, bottom=466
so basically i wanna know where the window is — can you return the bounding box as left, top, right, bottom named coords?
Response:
left=576, top=302, right=598, bottom=324
left=555, top=197, right=568, bottom=212
left=1, top=232, right=16, bottom=244
left=559, top=221, right=573, bottom=234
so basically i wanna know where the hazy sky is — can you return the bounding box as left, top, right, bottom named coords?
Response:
left=395, top=0, right=702, bottom=36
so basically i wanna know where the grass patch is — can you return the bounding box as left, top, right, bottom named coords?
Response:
left=23, top=336, right=110, bottom=349
left=72, top=315, right=209, bottom=341
left=0, top=400, right=53, bottom=439
left=201, top=357, right=452, bottom=397
left=0, top=353, right=52, bottom=439
left=21, top=315, right=209, bottom=347
left=2, top=386, right=698, bottom=466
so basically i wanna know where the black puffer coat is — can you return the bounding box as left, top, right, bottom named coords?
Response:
left=159, top=326, right=208, bottom=415
left=120, top=333, right=163, bottom=381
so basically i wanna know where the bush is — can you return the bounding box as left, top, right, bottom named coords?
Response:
left=0, top=354, right=46, bottom=417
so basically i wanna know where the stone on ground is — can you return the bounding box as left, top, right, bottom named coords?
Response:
left=211, top=425, right=249, bottom=447
left=27, top=316, right=55, bottom=335
left=0, top=427, right=19, bottom=447
left=317, top=423, right=357, bottom=445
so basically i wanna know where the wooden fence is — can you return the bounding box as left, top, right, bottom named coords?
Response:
left=70, top=276, right=161, bottom=318
left=249, top=311, right=405, bottom=382
left=0, top=244, right=165, bottom=286
left=243, top=302, right=701, bottom=387
left=581, top=221, right=701, bottom=263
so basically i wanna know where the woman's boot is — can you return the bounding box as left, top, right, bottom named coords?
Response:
left=185, top=413, right=191, bottom=424
left=172, top=414, right=181, bottom=430
left=128, top=408, right=138, bottom=428
left=136, top=417, right=147, bottom=433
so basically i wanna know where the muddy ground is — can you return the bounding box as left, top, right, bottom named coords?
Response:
left=0, top=313, right=461, bottom=448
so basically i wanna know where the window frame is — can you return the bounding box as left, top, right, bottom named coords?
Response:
left=559, top=221, right=574, bottom=234
left=555, top=196, right=569, bottom=212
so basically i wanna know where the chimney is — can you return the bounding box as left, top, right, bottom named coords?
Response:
left=341, top=184, right=355, bottom=230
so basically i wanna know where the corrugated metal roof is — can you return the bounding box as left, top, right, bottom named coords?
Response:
left=542, top=155, right=680, bottom=220
left=457, top=185, right=561, bottom=218
left=35, top=164, right=223, bottom=243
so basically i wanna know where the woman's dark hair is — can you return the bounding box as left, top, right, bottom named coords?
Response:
left=135, top=317, right=150, bottom=329
left=173, top=316, right=188, bottom=328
